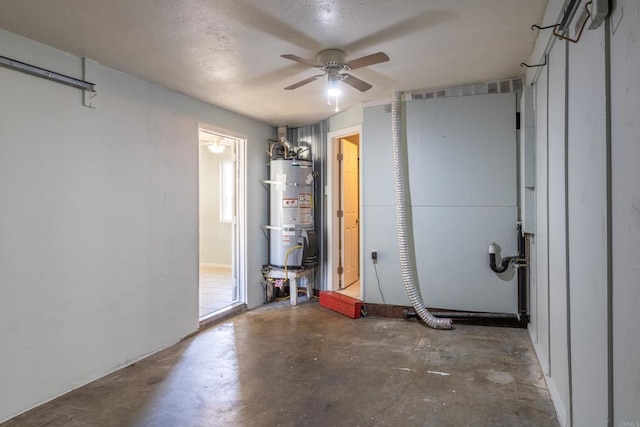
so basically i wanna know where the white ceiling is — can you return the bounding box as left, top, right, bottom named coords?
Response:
left=0, top=0, right=547, bottom=127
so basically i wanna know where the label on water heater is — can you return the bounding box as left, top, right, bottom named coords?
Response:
left=305, top=173, right=313, bottom=184
left=282, top=198, right=298, bottom=208
left=298, top=193, right=312, bottom=224
left=299, top=207, right=312, bottom=224
left=283, top=203, right=299, bottom=223
left=298, top=193, right=311, bottom=206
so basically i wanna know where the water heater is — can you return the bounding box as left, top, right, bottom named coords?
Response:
left=268, top=158, right=315, bottom=268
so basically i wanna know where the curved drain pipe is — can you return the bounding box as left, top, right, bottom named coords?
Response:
left=391, top=92, right=453, bottom=330
left=488, top=243, right=515, bottom=273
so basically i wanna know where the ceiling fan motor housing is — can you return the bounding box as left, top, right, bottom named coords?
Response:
left=316, top=49, right=347, bottom=70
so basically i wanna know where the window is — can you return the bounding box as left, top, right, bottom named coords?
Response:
left=220, top=160, right=235, bottom=223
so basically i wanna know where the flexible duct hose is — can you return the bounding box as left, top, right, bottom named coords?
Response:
left=391, top=92, right=453, bottom=330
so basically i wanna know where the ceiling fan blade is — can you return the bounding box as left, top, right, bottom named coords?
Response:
left=344, top=52, right=390, bottom=70
left=284, top=74, right=324, bottom=90
left=280, top=54, right=321, bottom=68
left=341, top=74, right=373, bottom=92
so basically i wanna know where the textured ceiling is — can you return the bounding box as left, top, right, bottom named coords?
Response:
left=0, top=0, right=547, bottom=127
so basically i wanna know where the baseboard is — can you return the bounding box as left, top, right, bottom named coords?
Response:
left=530, top=334, right=568, bottom=427
left=364, top=303, right=526, bottom=328
left=199, top=263, right=232, bottom=268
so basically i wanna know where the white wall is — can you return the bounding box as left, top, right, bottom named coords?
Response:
left=526, top=0, right=640, bottom=424
left=0, top=29, right=273, bottom=423
left=328, top=103, right=363, bottom=132
left=199, top=146, right=233, bottom=265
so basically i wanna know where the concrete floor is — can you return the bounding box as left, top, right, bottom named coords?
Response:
left=2, top=301, right=559, bottom=427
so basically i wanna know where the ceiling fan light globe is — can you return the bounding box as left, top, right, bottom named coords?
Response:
left=328, top=87, right=341, bottom=97
left=207, top=143, right=226, bottom=154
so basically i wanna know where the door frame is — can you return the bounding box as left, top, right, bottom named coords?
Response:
left=198, top=123, right=247, bottom=310
left=326, top=125, right=363, bottom=294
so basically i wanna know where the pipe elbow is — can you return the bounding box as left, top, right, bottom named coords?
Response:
left=489, top=253, right=512, bottom=273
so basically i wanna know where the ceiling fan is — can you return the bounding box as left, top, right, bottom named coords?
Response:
left=281, top=49, right=389, bottom=93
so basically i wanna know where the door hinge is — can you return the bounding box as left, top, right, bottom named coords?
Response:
left=337, top=210, right=343, bottom=218
left=337, top=266, right=344, bottom=275
left=337, top=153, right=343, bottom=161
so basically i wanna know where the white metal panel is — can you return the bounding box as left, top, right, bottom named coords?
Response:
left=406, top=93, right=517, bottom=207
left=362, top=206, right=404, bottom=306
left=567, top=24, right=609, bottom=427
left=362, top=92, right=519, bottom=314
left=364, top=206, right=518, bottom=313
left=546, top=41, right=571, bottom=423
left=362, top=104, right=394, bottom=207
left=534, top=62, right=550, bottom=374
left=528, top=238, right=539, bottom=353
left=610, top=0, right=640, bottom=421
left=414, top=206, right=518, bottom=313
left=520, top=86, right=536, bottom=234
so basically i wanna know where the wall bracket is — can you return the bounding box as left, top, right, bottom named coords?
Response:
left=529, top=1, right=593, bottom=44
left=521, top=57, right=547, bottom=68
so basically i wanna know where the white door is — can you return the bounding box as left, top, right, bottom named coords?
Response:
left=341, top=137, right=360, bottom=288
left=198, top=129, right=245, bottom=317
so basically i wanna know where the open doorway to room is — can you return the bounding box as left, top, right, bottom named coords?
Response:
left=198, top=127, right=246, bottom=319
left=327, top=126, right=362, bottom=300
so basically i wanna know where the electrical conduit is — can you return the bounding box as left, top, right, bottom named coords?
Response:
left=391, top=91, right=453, bottom=330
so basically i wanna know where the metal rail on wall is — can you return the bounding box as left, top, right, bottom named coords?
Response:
left=0, top=55, right=95, bottom=92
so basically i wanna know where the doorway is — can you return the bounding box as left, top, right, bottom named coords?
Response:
left=327, top=126, right=362, bottom=300
left=198, top=127, right=246, bottom=319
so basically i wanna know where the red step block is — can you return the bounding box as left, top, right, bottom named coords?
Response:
left=319, top=291, right=362, bottom=319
